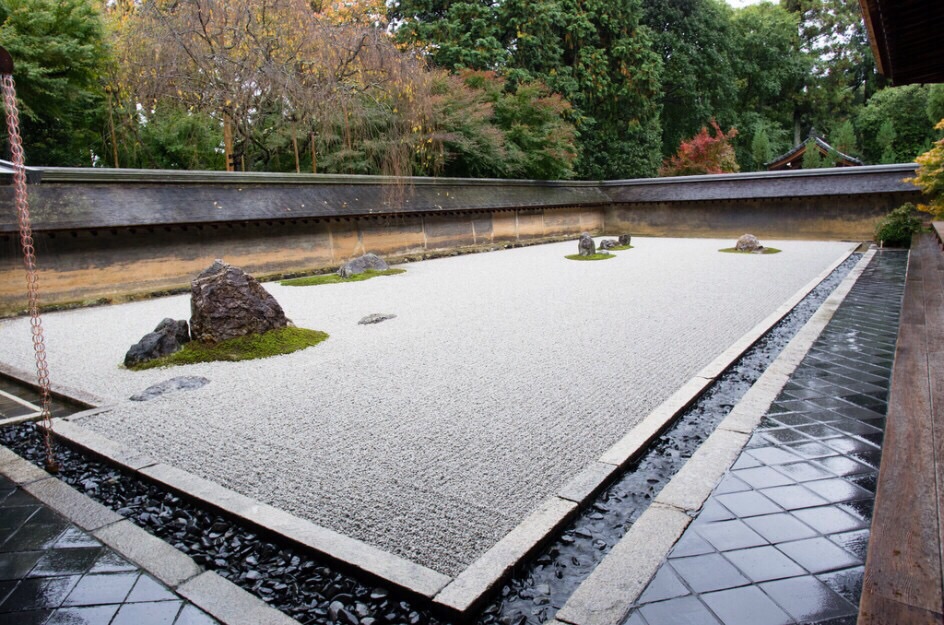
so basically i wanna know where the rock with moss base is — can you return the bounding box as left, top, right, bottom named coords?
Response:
left=124, top=318, right=191, bottom=368
left=735, top=234, right=763, bottom=252
left=578, top=233, right=596, bottom=256
left=599, top=239, right=620, bottom=250
left=190, top=260, right=291, bottom=343
left=338, top=253, right=389, bottom=279
left=619, top=234, right=632, bottom=246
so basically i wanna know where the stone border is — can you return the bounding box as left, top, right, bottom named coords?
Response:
left=0, top=361, right=107, bottom=409
left=0, top=445, right=300, bottom=625
left=5, top=243, right=860, bottom=620
left=0, top=387, right=41, bottom=425
left=553, top=249, right=877, bottom=625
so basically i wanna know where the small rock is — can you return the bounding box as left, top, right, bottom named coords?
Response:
left=598, top=239, right=619, bottom=250
left=124, top=318, right=191, bottom=367
left=338, top=253, right=389, bottom=279
left=618, top=234, right=632, bottom=246
left=369, top=589, right=389, bottom=601
left=735, top=233, right=763, bottom=252
left=358, top=314, right=396, bottom=325
left=577, top=232, right=596, bottom=256
left=130, top=376, right=210, bottom=402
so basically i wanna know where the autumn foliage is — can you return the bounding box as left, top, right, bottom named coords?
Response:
left=659, top=119, right=740, bottom=177
left=909, top=119, right=944, bottom=218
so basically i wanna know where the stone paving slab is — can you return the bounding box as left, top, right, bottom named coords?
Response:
left=0, top=471, right=223, bottom=625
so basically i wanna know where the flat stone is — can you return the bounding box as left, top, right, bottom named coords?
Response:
left=23, top=477, right=123, bottom=531
left=130, top=376, right=210, bottom=401
left=177, top=571, right=301, bottom=625
left=0, top=446, right=52, bottom=485
left=435, top=497, right=577, bottom=615
left=49, top=418, right=156, bottom=471
left=138, top=463, right=451, bottom=599
left=94, top=520, right=202, bottom=588
left=599, top=377, right=712, bottom=467
left=558, top=462, right=620, bottom=504
left=654, top=429, right=751, bottom=514
left=358, top=314, right=397, bottom=325
left=556, top=504, right=691, bottom=625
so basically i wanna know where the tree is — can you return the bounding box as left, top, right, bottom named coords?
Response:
left=857, top=85, right=936, bottom=164
left=0, top=0, right=108, bottom=166
left=660, top=119, right=738, bottom=176
left=801, top=139, right=823, bottom=168
left=641, top=0, right=739, bottom=158
left=910, top=119, right=944, bottom=218
left=729, top=3, right=805, bottom=170
left=393, top=0, right=665, bottom=180
left=876, top=121, right=897, bottom=164
left=751, top=126, right=772, bottom=171
left=782, top=0, right=881, bottom=142
left=830, top=119, right=857, bottom=159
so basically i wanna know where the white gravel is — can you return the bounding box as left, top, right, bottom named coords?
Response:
left=0, top=237, right=853, bottom=575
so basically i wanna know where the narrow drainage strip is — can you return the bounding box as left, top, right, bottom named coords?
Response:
left=0, top=254, right=861, bottom=625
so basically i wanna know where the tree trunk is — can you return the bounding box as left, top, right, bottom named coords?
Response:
left=223, top=111, right=235, bottom=172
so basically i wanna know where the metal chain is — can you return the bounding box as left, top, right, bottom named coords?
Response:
left=2, top=73, right=58, bottom=473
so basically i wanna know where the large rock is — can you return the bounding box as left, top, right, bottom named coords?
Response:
left=190, top=260, right=290, bottom=343
left=578, top=233, right=596, bottom=256
left=338, top=253, right=389, bottom=279
left=618, top=234, right=632, bottom=246
left=735, top=233, right=763, bottom=252
left=124, top=318, right=191, bottom=367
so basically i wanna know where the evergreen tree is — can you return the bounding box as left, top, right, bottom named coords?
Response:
left=751, top=126, right=772, bottom=171
left=830, top=120, right=858, bottom=158
left=0, top=0, right=108, bottom=166
left=801, top=139, right=823, bottom=168
left=876, top=120, right=897, bottom=164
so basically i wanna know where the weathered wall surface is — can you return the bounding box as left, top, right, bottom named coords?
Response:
left=0, top=206, right=605, bottom=315
left=604, top=194, right=917, bottom=241
left=0, top=163, right=921, bottom=316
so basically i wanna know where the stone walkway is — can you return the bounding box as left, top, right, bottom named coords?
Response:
left=0, top=472, right=219, bottom=625
left=624, top=251, right=907, bottom=625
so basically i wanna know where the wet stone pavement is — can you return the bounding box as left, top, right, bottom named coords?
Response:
left=0, top=474, right=219, bottom=625
left=625, top=250, right=907, bottom=625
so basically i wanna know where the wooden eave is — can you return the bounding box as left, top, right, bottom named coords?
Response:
left=858, top=0, right=944, bottom=85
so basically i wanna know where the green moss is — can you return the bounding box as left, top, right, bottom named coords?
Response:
left=129, top=327, right=329, bottom=370
left=606, top=244, right=634, bottom=251
left=280, top=268, right=406, bottom=287
left=719, top=247, right=782, bottom=254
left=565, top=253, right=616, bottom=261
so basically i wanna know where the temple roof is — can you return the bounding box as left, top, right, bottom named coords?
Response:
left=766, top=134, right=863, bottom=171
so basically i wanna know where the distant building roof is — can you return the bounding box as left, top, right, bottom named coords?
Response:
left=766, top=133, right=863, bottom=171
left=859, top=0, right=944, bottom=85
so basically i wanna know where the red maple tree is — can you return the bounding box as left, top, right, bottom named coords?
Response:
left=660, top=119, right=740, bottom=177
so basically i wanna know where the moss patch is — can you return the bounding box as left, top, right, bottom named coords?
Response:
left=280, top=268, right=406, bottom=287
left=129, top=327, right=329, bottom=370
left=605, top=244, right=634, bottom=251
left=719, top=247, right=782, bottom=255
left=565, top=253, right=616, bottom=261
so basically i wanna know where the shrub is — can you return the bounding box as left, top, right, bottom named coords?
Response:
left=874, top=203, right=923, bottom=247
left=909, top=119, right=944, bottom=218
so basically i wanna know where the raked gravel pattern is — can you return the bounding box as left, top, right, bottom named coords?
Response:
left=0, top=237, right=854, bottom=576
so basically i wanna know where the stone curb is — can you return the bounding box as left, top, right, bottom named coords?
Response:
left=38, top=423, right=451, bottom=600
left=0, top=449, right=303, bottom=625
left=554, top=249, right=876, bottom=625
left=0, top=361, right=106, bottom=408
